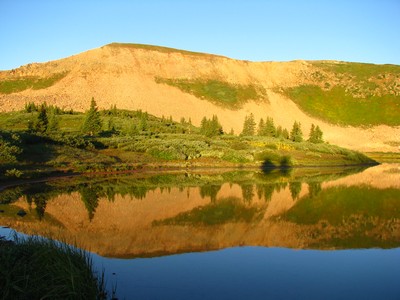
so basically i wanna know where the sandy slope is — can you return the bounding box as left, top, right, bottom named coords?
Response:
left=0, top=44, right=399, bottom=152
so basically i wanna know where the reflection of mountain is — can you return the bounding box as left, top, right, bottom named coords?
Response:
left=1, top=165, right=399, bottom=257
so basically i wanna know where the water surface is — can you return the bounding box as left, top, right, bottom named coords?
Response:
left=1, top=164, right=399, bottom=299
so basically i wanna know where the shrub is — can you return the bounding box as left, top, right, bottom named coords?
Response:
left=222, top=150, right=253, bottom=163
left=0, top=236, right=107, bottom=299
left=5, top=168, right=23, bottom=178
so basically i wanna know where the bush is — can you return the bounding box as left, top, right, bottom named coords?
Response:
left=222, top=150, right=253, bottom=163
left=0, top=236, right=107, bottom=299
left=5, top=168, right=23, bottom=178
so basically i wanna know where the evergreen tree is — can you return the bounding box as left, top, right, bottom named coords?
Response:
left=290, top=121, right=303, bottom=142
left=82, top=97, right=102, bottom=136
left=241, top=113, right=256, bottom=136
left=35, top=104, right=48, bottom=133
left=276, top=125, right=283, bottom=138
left=257, top=118, right=265, bottom=136
left=47, top=112, right=59, bottom=132
left=265, top=117, right=276, bottom=137
left=315, top=125, right=323, bottom=143
left=200, top=115, right=223, bottom=137
left=282, top=128, right=290, bottom=140
left=308, top=124, right=324, bottom=143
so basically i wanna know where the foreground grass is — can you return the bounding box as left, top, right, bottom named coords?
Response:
left=0, top=235, right=107, bottom=299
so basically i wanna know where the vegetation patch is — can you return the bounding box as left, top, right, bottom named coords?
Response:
left=283, top=85, right=400, bottom=126
left=0, top=235, right=107, bottom=299
left=311, top=61, right=400, bottom=81
left=153, top=196, right=263, bottom=226
left=107, top=42, right=220, bottom=58
left=156, top=77, right=266, bottom=109
left=282, top=185, right=400, bottom=225
left=0, top=72, right=68, bottom=94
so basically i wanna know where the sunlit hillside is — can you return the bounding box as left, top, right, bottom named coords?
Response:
left=0, top=43, right=399, bottom=152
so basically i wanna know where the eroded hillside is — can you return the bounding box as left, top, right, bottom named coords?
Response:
left=0, top=43, right=399, bottom=152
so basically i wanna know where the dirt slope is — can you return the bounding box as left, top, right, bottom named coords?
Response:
left=0, top=43, right=399, bottom=152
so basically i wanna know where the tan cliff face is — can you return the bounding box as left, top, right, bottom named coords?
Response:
left=0, top=43, right=399, bottom=152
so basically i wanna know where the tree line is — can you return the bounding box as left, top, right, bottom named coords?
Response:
left=24, top=99, right=323, bottom=144
left=240, top=113, right=323, bottom=143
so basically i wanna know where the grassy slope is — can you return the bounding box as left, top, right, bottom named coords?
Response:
left=282, top=62, right=400, bottom=126
left=0, top=72, right=68, bottom=94
left=156, top=78, right=266, bottom=109
left=284, top=85, right=400, bottom=126
left=107, top=42, right=222, bottom=58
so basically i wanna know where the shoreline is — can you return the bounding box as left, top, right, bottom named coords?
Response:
left=0, top=161, right=380, bottom=192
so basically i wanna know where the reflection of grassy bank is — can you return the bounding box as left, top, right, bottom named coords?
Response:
left=153, top=196, right=264, bottom=226
left=283, top=186, right=400, bottom=225
left=281, top=185, right=400, bottom=249
left=0, top=235, right=108, bottom=299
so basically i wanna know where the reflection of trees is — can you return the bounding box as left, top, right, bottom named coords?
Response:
left=240, top=184, right=254, bottom=202
left=289, top=182, right=302, bottom=200
left=256, top=184, right=275, bottom=202
left=26, top=194, right=50, bottom=220
left=308, top=182, right=322, bottom=198
left=79, top=186, right=101, bottom=221
left=200, top=184, right=221, bottom=202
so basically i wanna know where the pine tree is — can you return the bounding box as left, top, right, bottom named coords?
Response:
left=257, top=118, right=265, bottom=136
left=290, top=121, right=303, bottom=142
left=200, top=115, right=223, bottom=137
left=282, top=128, right=290, bottom=139
left=47, top=112, right=59, bottom=132
left=308, top=124, right=316, bottom=143
left=35, top=104, right=48, bottom=133
left=308, top=124, right=324, bottom=143
left=315, top=125, right=323, bottom=143
left=241, top=113, right=256, bottom=136
left=276, top=125, right=283, bottom=138
left=265, top=117, right=276, bottom=137
left=82, top=97, right=102, bottom=136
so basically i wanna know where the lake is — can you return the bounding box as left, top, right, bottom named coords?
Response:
left=1, top=164, right=400, bottom=299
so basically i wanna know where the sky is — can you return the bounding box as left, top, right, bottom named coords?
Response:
left=0, top=0, right=399, bottom=70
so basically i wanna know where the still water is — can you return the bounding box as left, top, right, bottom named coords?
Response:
left=1, top=164, right=400, bottom=299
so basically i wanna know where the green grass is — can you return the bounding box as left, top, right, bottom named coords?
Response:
left=0, top=107, right=377, bottom=181
left=107, top=42, right=221, bottom=58
left=156, top=77, right=266, bottom=109
left=0, top=235, right=107, bottom=299
left=283, top=185, right=400, bottom=225
left=0, top=72, right=68, bottom=94
left=312, top=61, right=400, bottom=81
left=284, top=85, right=400, bottom=126
left=153, top=196, right=263, bottom=226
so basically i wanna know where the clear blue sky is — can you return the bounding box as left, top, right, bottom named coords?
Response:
left=1, top=0, right=399, bottom=70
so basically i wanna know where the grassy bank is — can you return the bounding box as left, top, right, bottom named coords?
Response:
left=0, top=235, right=108, bottom=299
left=0, top=106, right=377, bottom=182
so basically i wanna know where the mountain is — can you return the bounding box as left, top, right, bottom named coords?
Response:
left=0, top=43, right=399, bottom=152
